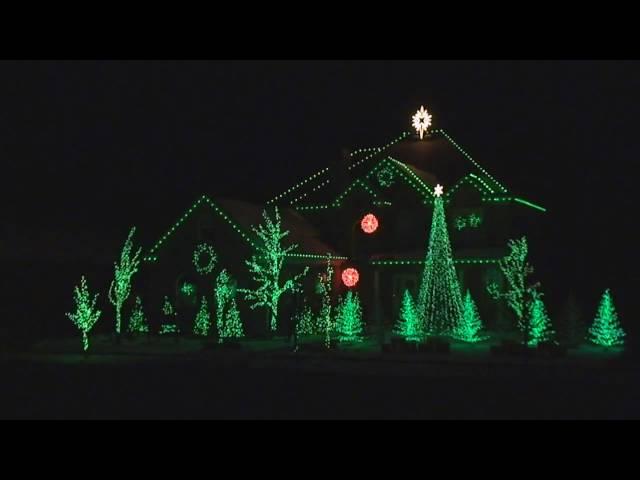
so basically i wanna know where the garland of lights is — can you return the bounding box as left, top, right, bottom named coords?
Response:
left=588, top=289, right=624, bottom=347
left=66, top=275, right=101, bottom=352
left=336, top=291, right=364, bottom=343
left=193, top=296, right=211, bottom=336
left=394, top=290, right=423, bottom=342
left=416, top=186, right=464, bottom=336
left=108, top=227, right=141, bottom=335
left=128, top=296, right=149, bottom=334
left=377, top=165, right=395, bottom=187
left=193, top=243, right=217, bottom=275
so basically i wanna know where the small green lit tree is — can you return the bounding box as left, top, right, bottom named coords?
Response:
left=240, top=208, right=309, bottom=333
left=221, top=298, right=243, bottom=340
left=128, top=296, right=149, bottom=334
left=161, top=296, right=178, bottom=333
left=215, top=269, right=244, bottom=341
left=588, top=289, right=624, bottom=347
left=66, top=276, right=101, bottom=352
left=526, top=290, right=555, bottom=346
left=487, top=236, right=540, bottom=345
left=193, top=296, right=211, bottom=336
left=295, top=303, right=315, bottom=336
left=108, top=227, right=142, bottom=336
left=336, top=291, right=364, bottom=343
left=456, top=290, right=486, bottom=343
left=394, top=290, right=423, bottom=342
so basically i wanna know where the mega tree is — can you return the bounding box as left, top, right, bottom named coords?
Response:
left=336, top=291, right=364, bottom=343
left=416, top=184, right=464, bottom=336
left=526, top=290, right=555, bottom=346
left=66, top=276, right=101, bottom=352
left=128, top=296, right=149, bottom=334
left=108, top=227, right=141, bottom=336
left=588, top=289, right=624, bottom=347
left=394, top=290, right=423, bottom=342
left=487, top=236, right=540, bottom=345
left=240, top=207, right=309, bottom=332
left=456, top=290, right=485, bottom=343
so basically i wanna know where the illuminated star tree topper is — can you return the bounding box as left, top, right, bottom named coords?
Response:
left=412, top=105, right=432, bottom=140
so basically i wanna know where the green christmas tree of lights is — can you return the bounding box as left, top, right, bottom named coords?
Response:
left=455, top=290, right=486, bottom=343
left=193, top=296, right=211, bottom=336
left=394, top=290, right=423, bottom=342
left=295, top=303, right=315, bottom=336
left=526, top=290, right=555, bottom=346
left=66, top=276, right=101, bottom=352
left=108, top=227, right=141, bottom=336
left=128, top=296, right=149, bottom=334
left=487, top=236, right=540, bottom=344
left=336, top=291, right=364, bottom=343
left=416, top=184, right=464, bottom=336
left=215, top=269, right=244, bottom=341
left=588, top=289, right=624, bottom=347
left=240, top=207, right=309, bottom=332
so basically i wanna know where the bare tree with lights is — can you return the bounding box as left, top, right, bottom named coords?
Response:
left=108, top=226, right=141, bottom=338
left=66, top=276, right=101, bottom=352
left=240, top=208, right=309, bottom=333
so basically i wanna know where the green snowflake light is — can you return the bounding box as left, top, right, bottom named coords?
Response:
left=180, top=282, right=195, bottom=296
left=66, top=276, right=101, bottom=352
left=417, top=185, right=464, bottom=336
left=193, top=243, right=217, bottom=275
left=394, top=289, right=423, bottom=342
left=588, top=289, right=624, bottom=347
left=128, top=296, right=149, bottom=334
left=336, top=291, right=364, bottom=343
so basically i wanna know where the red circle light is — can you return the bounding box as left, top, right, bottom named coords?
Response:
left=360, top=213, right=379, bottom=234
left=342, top=268, right=360, bottom=287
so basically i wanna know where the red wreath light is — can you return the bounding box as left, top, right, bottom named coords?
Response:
left=341, top=268, right=360, bottom=287
left=360, top=213, right=379, bottom=234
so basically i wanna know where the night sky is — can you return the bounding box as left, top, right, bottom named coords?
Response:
left=2, top=60, right=638, bottom=323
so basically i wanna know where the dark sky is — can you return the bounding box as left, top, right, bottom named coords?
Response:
left=2, top=60, right=638, bottom=316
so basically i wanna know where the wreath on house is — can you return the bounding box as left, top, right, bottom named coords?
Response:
left=193, top=243, right=217, bottom=275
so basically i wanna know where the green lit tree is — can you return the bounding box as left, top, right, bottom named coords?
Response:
left=336, top=291, right=364, bottom=343
left=161, top=296, right=178, bottom=333
left=416, top=185, right=464, bottom=336
left=487, top=236, right=540, bottom=345
left=128, top=296, right=149, bottom=334
left=108, top=227, right=141, bottom=336
left=588, top=289, right=624, bottom=347
left=193, top=296, right=211, bottom=336
left=317, top=255, right=334, bottom=346
left=526, top=290, right=555, bottom=346
left=295, top=302, right=315, bottom=336
left=215, top=269, right=244, bottom=341
left=66, top=276, right=101, bottom=352
left=240, top=208, right=309, bottom=333
left=394, top=290, right=423, bottom=342
left=456, top=290, right=486, bottom=343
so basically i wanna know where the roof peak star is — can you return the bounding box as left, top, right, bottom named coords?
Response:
left=434, top=184, right=444, bottom=197
left=412, top=106, right=432, bottom=140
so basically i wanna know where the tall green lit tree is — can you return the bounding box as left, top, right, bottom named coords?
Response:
left=193, top=296, right=211, bottom=336
left=336, top=291, right=364, bottom=343
left=416, top=184, right=464, bottom=336
left=240, top=208, right=309, bottom=333
left=394, top=290, right=423, bottom=342
left=66, top=276, right=101, bottom=352
left=128, top=296, right=149, bottom=334
left=588, top=289, right=624, bottom=347
left=108, top=227, right=141, bottom=336
left=215, top=269, right=244, bottom=341
left=317, top=255, right=334, bottom=346
left=487, top=236, right=540, bottom=345
left=526, top=290, right=555, bottom=346
left=456, top=290, right=485, bottom=343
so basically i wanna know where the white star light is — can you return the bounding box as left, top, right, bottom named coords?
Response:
left=412, top=106, right=432, bottom=139
left=434, top=184, right=444, bottom=197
